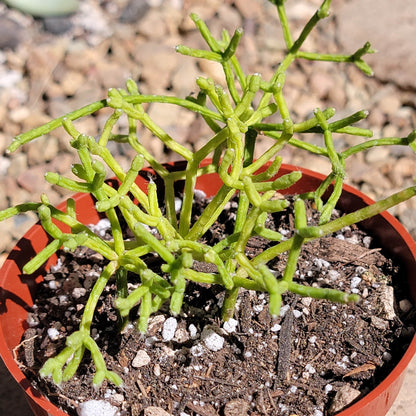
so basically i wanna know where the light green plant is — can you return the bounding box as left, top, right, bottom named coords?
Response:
left=3, top=0, right=79, bottom=17
left=1, top=0, right=416, bottom=387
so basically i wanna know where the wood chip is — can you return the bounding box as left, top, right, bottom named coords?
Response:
left=343, top=362, right=377, bottom=378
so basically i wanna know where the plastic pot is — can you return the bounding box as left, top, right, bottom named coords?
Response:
left=0, top=162, right=415, bottom=416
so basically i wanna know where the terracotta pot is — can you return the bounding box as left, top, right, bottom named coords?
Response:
left=1, top=162, right=415, bottom=416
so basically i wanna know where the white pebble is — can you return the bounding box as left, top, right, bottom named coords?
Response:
left=132, top=350, right=151, bottom=368
left=190, top=343, right=205, bottom=357
left=345, top=235, right=360, bottom=245
left=201, top=327, right=224, bottom=351
left=153, top=364, right=161, bottom=376
left=324, top=384, right=333, bottom=394
left=328, top=270, right=340, bottom=280
left=59, top=295, right=68, bottom=303
left=305, top=363, right=316, bottom=374
left=50, top=258, right=63, bottom=272
left=314, top=258, right=330, bottom=269
left=174, top=197, right=182, bottom=212
left=279, top=304, right=290, bottom=317
left=72, top=287, right=87, bottom=299
left=47, top=328, right=60, bottom=341
left=314, top=410, right=323, bottom=416
left=350, top=276, right=362, bottom=288
left=194, top=189, right=207, bottom=201
left=89, top=218, right=111, bottom=237
left=293, top=309, right=302, bottom=318
left=48, top=280, right=57, bottom=290
left=363, top=236, right=372, bottom=248
left=77, top=400, right=120, bottom=416
left=188, top=324, right=198, bottom=339
left=162, top=317, right=178, bottom=341
left=223, top=318, right=238, bottom=334
left=253, top=304, right=264, bottom=313
left=301, top=297, right=312, bottom=307
left=308, top=336, right=317, bottom=344
left=271, top=324, right=281, bottom=332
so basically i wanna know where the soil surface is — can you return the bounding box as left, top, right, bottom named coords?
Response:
left=16, top=197, right=416, bottom=416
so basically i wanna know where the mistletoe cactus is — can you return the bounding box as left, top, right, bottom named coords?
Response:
left=1, top=0, right=416, bottom=387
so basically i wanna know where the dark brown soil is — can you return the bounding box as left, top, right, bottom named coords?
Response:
left=16, top=197, right=416, bottom=416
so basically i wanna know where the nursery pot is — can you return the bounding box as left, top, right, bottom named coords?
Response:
left=0, top=161, right=416, bottom=416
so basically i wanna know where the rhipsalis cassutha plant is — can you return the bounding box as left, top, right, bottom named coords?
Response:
left=1, top=0, right=416, bottom=387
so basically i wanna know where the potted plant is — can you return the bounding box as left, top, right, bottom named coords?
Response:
left=0, top=0, right=415, bottom=415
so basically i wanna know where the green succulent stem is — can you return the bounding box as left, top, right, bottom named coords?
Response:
left=1, top=0, right=412, bottom=389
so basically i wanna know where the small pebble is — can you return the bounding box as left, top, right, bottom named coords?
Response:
left=350, top=276, right=362, bottom=288
left=314, top=258, right=330, bottom=269
left=223, top=318, right=238, bottom=334
left=188, top=324, right=198, bottom=339
left=279, top=304, right=290, bottom=317
left=324, top=384, right=333, bottom=394
left=201, top=327, right=224, bottom=351
left=328, top=384, right=361, bottom=414
left=174, top=327, right=190, bottom=343
left=77, top=400, right=120, bottom=416
left=72, top=287, right=87, bottom=299
left=48, top=280, right=58, bottom=290
left=305, top=363, right=316, bottom=374
left=362, top=236, right=372, bottom=248
left=153, top=363, right=161, bottom=376
left=293, top=309, right=302, bottom=318
left=108, top=393, right=124, bottom=406
left=132, top=350, right=151, bottom=368
left=162, top=317, right=177, bottom=341
left=47, top=327, right=60, bottom=341
left=190, top=343, right=205, bottom=357
left=271, top=324, right=281, bottom=332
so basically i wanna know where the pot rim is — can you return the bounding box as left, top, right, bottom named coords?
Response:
left=0, top=161, right=415, bottom=416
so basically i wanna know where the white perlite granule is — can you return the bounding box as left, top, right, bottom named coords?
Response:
left=201, top=327, right=224, bottom=351
left=77, top=400, right=120, bottom=416
left=190, top=343, right=205, bottom=357
left=271, top=323, right=281, bottom=332
left=222, top=318, right=238, bottom=334
left=89, top=218, right=111, bottom=237
left=47, top=327, right=60, bottom=341
left=162, top=317, right=177, bottom=341
left=188, top=324, right=198, bottom=339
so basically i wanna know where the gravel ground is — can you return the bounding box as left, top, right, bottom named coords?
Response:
left=0, top=0, right=415, bottom=415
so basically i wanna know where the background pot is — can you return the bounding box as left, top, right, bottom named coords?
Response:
left=0, top=162, right=415, bottom=416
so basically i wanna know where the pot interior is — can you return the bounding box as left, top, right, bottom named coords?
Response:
left=0, top=163, right=415, bottom=416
